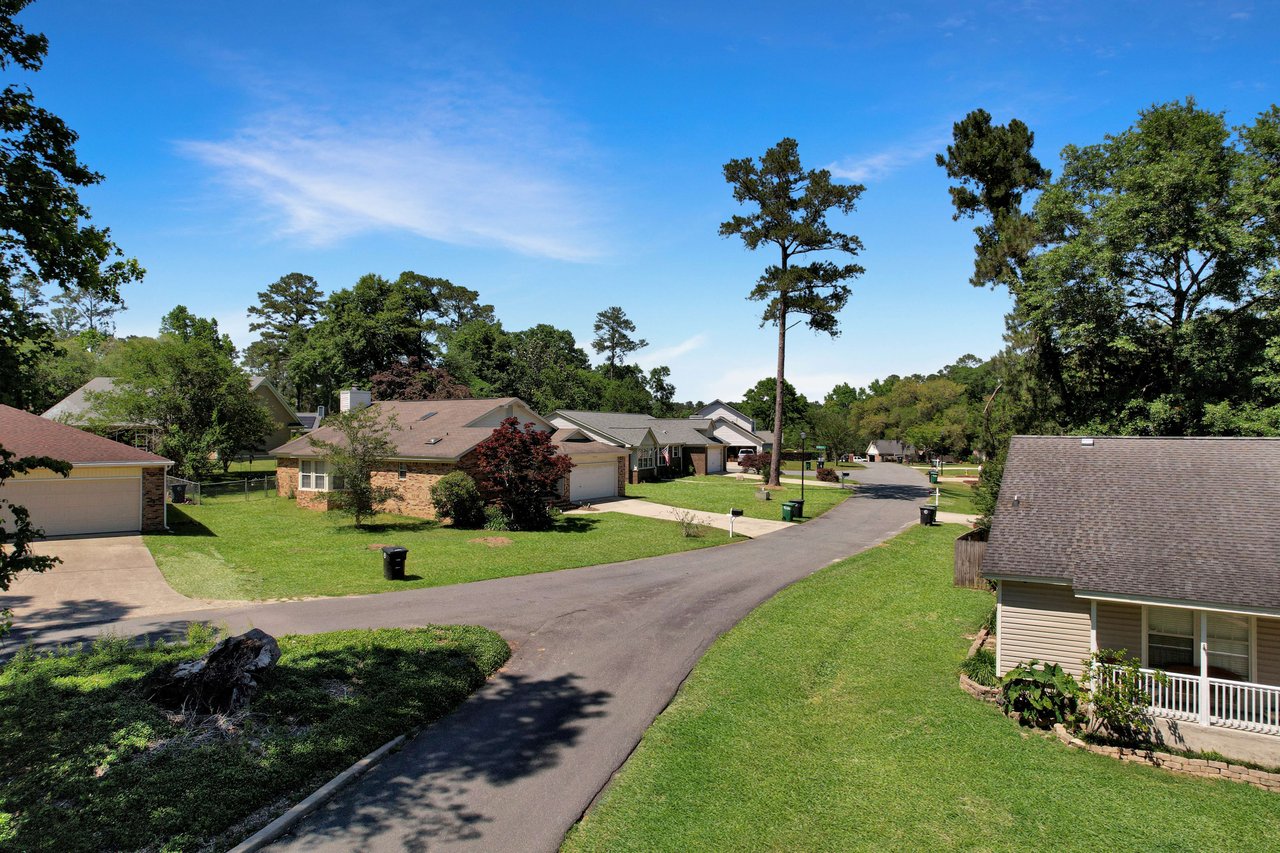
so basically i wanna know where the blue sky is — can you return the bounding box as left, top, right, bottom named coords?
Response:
left=17, top=1, right=1279, bottom=403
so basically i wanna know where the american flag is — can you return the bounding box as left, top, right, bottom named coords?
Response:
left=662, top=446, right=671, bottom=465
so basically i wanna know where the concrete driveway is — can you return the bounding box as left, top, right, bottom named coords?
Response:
left=1, top=534, right=220, bottom=631
left=567, top=497, right=792, bottom=537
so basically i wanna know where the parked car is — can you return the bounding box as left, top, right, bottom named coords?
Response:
left=851, top=455, right=867, bottom=462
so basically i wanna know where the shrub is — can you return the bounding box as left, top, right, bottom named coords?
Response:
left=1081, top=649, right=1166, bottom=744
left=483, top=505, right=514, bottom=532
left=961, top=648, right=997, bottom=686
left=740, top=452, right=771, bottom=474
left=815, top=467, right=838, bottom=483
left=1000, top=660, right=1080, bottom=728
left=430, top=471, right=486, bottom=528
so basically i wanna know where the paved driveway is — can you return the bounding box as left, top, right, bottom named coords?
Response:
left=567, top=497, right=792, bottom=536
left=1, top=535, right=219, bottom=631
left=9, top=464, right=933, bottom=852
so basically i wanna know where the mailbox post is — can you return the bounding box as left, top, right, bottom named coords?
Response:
left=728, top=507, right=743, bottom=538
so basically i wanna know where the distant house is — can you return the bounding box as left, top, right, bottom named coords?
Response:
left=690, top=400, right=774, bottom=457
left=272, top=393, right=628, bottom=515
left=866, top=439, right=917, bottom=462
left=0, top=404, right=171, bottom=536
left=548, top=410, right=728, bottom=483
left=43, top=375, right=302, bottom=454
left=985, top=435, right=1280, bottom=754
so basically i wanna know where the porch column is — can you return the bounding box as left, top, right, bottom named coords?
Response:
left=1199, top=611, right=1210, bottom=726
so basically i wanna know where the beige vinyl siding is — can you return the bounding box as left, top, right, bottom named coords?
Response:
left=1096, top=601, right=1143, bottom=659
left=998, top=581, right=1091, bottom=677
left=1256, top=618, right=1280, bottom=687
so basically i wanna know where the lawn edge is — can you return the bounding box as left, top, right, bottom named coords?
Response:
left=228, top=733, right=407, bottom=852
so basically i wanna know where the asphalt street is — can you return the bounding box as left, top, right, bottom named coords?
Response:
left=11, top=463, right=932, bottom=852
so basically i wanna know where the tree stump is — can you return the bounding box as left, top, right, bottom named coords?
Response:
left=152, top=628, right=281, bottom=715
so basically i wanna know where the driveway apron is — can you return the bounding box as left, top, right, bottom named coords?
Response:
left=9, top=464, right=933, bottom=852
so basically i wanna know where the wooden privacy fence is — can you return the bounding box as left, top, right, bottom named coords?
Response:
left=954, top=528, right=988, bottom=588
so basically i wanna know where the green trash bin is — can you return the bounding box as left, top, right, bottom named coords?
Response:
left=928, top=469, right=939, bottom=484
left=781, top=501, right=796, bottom=522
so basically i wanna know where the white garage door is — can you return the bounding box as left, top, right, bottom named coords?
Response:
left=706, top=446, right=724, bottom=474
left=2, top=477, right=141, bottom=536
left=570, top=461, right=618, bottom=501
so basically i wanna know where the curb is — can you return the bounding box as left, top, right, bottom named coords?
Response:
left=228, top=734, right=406, bottom=852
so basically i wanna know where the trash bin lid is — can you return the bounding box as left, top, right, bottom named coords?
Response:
left=381, top=546, right=408, bottom=554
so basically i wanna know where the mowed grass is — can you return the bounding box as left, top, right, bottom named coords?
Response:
left=627, top=476, right=851, bottom=522
left=204, top=457, right=278, bottom=483
left=146, top=498, right=726, bottom=600
left=563, top=525, right=1280, bottom=852
left=929, top=480, right=978, bottom=514
left=0, top=626, right=509, bottom=852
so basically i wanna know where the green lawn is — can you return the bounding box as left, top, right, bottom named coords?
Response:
left=146, top=497, right=727, bottom=600
left=204, top=457, right=278, bottom=483
left=929, top=480, right=978, bottom=514
left=780, top=460, right=866, bottom=472
left=0, top=625, right=509, bottom=852
left=627, top=476, right=851, bottom=522
left=563, top=525, right=1280, bottom=852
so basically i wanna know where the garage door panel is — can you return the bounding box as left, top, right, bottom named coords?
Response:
left=570, top=461, right=618, bottom=501
left=1, top=477, right=141, bottom=536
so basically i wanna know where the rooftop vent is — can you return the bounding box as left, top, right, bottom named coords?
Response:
left=425, top=437, right=442, bottom=445
left=1081, top=438, right=1095, bottom=447
left=418, top=412, right=436, bottom=422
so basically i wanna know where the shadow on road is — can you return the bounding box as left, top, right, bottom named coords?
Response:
left=853, top=482, right=933, bottom=501
left=282, top=670, right=611, bottom=850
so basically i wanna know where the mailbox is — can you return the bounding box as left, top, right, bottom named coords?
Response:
left=729, top=508, right=744, bottom=517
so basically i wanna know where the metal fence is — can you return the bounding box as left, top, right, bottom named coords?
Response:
left=200, top=476, right=277, bottom=505
left=166, top=475, right=276, bottom=506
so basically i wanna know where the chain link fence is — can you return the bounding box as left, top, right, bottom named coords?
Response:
left=166, top=475, right=276, bottom=506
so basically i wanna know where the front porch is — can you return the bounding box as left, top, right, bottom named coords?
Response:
left=1117, top=667, right=1280, bottom=737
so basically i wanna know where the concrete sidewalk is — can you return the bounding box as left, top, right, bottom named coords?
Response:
left=566, top=497, right=791, bottom=537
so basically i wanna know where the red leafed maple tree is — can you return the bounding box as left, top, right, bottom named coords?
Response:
left=471, top=417, right=573, bottom=530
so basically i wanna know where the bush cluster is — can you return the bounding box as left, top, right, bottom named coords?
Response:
left=430, top=471, right=486, bottom=528
left=815, top=467, right=839, bottom=483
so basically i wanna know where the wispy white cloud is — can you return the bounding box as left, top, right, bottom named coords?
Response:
left=829, top=136, right=949, bottom=184
left=639, top=333, right=710, bottom=365
left=179, top=80, right=608, bottom=262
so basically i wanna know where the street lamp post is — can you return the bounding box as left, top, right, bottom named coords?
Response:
left=799, top=431, right=807, bottom=504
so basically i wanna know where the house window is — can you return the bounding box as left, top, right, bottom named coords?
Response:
left=1206, top=613, right=1250, bottom=680
left=398, top=462, right=408, bottom=480
left=1147, top=607, right=1194, bottom=670
left=299, top=460, right=345, bottom=491
left=662, top=446, right=681, bottom=467
left=637, top=448, right=657, bottom=469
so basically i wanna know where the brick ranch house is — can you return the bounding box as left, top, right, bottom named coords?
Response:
left=271, top=393, right=629, bottom=519
left=985, top=435, right=1280, bottom=764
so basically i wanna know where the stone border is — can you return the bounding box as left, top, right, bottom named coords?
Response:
left=1047, top=724, right=1280, bottom=793
left=957, top=629, right=1280, bottom=793
left=228, top=734, right=406, bottom=852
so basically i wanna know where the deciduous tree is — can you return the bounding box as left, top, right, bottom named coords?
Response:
left=472, top=418, right=572, bottom=531
left=308, top=407, right=401, bottom=528
left=721, top=138, right=865, bottom=485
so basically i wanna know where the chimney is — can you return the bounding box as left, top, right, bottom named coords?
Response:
left=340, top=388, right=372, bottom=412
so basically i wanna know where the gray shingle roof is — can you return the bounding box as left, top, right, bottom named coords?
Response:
left=42, top=377, right=126, bottom=424
left=554, top=411, right=718, bottom=447
left=984, top=435, right=1280, bottom=611
left=272, top=398, right=532, bottom=461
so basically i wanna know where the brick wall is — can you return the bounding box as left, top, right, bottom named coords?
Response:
left=142, top=467, right=166, bottom=531
left=617, top=457, right=627, bottom=496
left=688, top=447, right=707, bottom=476
left=280, top=455, right=475, bottom=521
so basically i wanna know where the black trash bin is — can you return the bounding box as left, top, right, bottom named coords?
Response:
left=919, top=505, right=937, bottom=526
left=170, top=484, right=186, bottom=503
left=381, top=546, right=408, bottom=580
left=790, top=499, right=805, bottom=518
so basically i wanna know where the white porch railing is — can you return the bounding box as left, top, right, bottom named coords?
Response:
left=1115, top=667, right=1280, bottom=736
